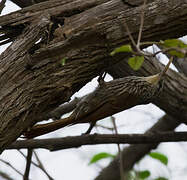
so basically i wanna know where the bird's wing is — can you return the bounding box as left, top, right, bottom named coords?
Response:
left=72, top=88, right=134, bottom=124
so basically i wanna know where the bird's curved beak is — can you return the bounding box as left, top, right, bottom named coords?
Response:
left=144, top=56, right=173, bottom=85
left=144, top=74, right=160, bottom=85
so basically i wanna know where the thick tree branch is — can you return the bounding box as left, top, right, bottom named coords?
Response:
left=0, top=0, right=187, bottom=152
left=1, top=1, right=186, bottom=180
left=1, top=0, right=187, bottom=44
left=7, top=130, right=187, bottom=151
left=10, top=0, right=46, bottom=8
left=9, top=0, right=146, bottom=9
left=0, top=13, right=51, bottom=152
left=173, top=57, right=187, bottom=75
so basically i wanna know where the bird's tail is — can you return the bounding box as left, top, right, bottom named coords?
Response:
left=23, top=116, right=74, bottom=138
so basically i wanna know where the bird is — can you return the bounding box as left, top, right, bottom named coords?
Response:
left=24, top=57, right=173, bottom=138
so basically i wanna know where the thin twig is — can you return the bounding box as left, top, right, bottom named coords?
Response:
left=140, top=41, right=161, bottom=46
left=34, top=151, right=54, bottom=180
left=158, top=56, right=173, bottom=82
left=121, top=1, right=137, bottom=49
left=121, top=0, right=151, bottom=57
left=96, top=124, right=126, bottom=131
left=123, top=18, right=137, bottom=49
left=96, top=124, right=115, bottom=131
left=137, top=0, right=147, bottom=48
left=18, top=150, right=53, bottom=179
left=23, top=149, right=33, bottom=180
left=153, top=47, right=187, bottom=57
left=0, top=159, right=24, bottom=177
left=111, top=116, right=125, bottom=180
left=18, top=150, right=36, bottom=165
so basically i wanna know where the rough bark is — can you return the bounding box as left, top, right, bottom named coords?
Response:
left=0, top=13, right=51, bottom=152
left=10, top=0, right=46, bottom=8
left=0, top=0, right=187, bottom=152
left=5, top=1, right=187, bottom=179
left=173, top=57, right=187, bottom=75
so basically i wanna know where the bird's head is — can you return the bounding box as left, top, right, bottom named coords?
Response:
left=144, top=56, right=173, bottom=86
left=142, top=57, right=173, bottom=99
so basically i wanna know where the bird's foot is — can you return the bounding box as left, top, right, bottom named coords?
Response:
left=82, top=122, right=96, bottom=135
left=98, top=72, right=106, bottom=85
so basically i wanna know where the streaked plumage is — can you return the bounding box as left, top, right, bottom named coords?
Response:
left=24, top=58, right=172, bottom=138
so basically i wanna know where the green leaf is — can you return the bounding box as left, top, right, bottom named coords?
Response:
left=160, top=39, right=187, bottom=57
left=110, top=45, right=132, bottom=56
left=161, top=39, right=187, bottom=48
left=128, top=56, right=144, bottom=71
left=89, top=152, right=115, bottom=165
left=138, top=170, right=150, bottom=179
left=149, top=152, right=168, bottom=165
left=168, top=50, right=185, bottom=58
left=61, top=57, right=67, bottom=66
left=154, top=177, right=168, bottom=180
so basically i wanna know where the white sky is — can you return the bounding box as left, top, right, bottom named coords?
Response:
left=1, top=1, right=187, bottom=180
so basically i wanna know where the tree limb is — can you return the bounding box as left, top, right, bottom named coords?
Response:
left=7, top=130, right=187, bottom=151
left=1, top=0, right=187, bottom=152
left=10, top=0, right=45, bottom=8
left=172, top=57, right=187, bottom=75
left=0, top=13, right=51, bottom=152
